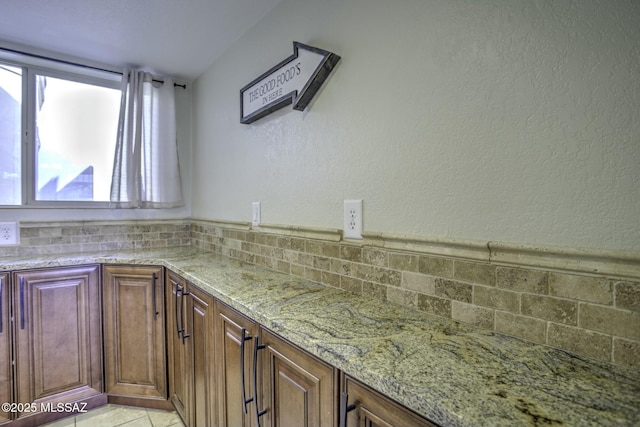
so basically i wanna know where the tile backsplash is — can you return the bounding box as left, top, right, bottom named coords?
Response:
left=1, top=218, right=638, bottom=370
left=0, top=220, right=191, bottom=257
left=191, top=219, right=640, bottom=370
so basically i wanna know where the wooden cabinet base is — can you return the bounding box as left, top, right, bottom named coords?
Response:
left=107, top=395, right=174, bottom=411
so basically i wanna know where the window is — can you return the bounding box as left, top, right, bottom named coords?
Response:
left=0, top=64, right=21, bottom=205
left=0, top=53, right=121, bottom=206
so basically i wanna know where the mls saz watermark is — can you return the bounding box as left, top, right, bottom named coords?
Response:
left=1, top=402, right=88, bottom=413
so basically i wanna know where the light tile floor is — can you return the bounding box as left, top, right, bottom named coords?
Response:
left=42, top=404, right=184, bottom=427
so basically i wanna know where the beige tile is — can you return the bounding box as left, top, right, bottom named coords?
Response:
left=146, top=408, right=183, bottom=427
left=434, top=278, right=472, bottom=303
left=76, top=405, right=147, bottom=427
left=615, top=281, right=640, bottom=311
left=417, top=294, right=451, bottom=318
left=42, top=415, right=76, bottom=427
left=387, top=287, right=417, bottom=307
left=330, top=259, right=353, bottom=276
left=362, top=281, right=387, bottom=301
left=454, top=261, right=496, bottom=286
left=290, top=263, right=305, bottom=278
left=297, top=252, right=314, bottom=267
left=305, top=241, right=340, bottom=258
left=579, top=303, right=640, bottom=341
left=120, top=416, right=153, bottom=427
left=451, top=301, right=494, bottom=329
left=340, top=276, right=363, bottom=294
left=353, top=264, right=401, bottom=287
left=547, top=323, right=611, bottom=362
left=521, top=294, right=578, bottom=325
left=340, top=245, right=363, bottom=262
left=496, top=267, right=548, bottom=294
left=304, top=267, right=322, bottom=283
left=321, top=270, right=341, bottom=287
left=613, top=338, right=640, bottom=369
left=549, top=273, right=612, bottom=305
left=363, top=248, right=388, bottom=267
left=389, top=252, right=419, bottom=272
left=417, top=256, right=453, bottom=278
left=312, top=255, right=332, bottom=271
left=495, top=311, right=546, bottom=344
left=473, top=285, right=519, bottom=313
left=401, top=272, right=436, bottom=294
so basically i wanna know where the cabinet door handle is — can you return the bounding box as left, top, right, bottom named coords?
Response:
left=181, top=289, right=190, bottom=344
left=19, top=277, right=25, bottom=329
left=152, top=273, right=159, bottom=320
left=252, top=336, right=267, bottom=427
left=339, top=392, right=357, bottom=427
left=174, top=282, right=183, bottom=336
left=240, top=328, right=253, bottom=413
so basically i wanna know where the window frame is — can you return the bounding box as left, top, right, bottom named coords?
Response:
left=0, top=50, right=122, bottom=208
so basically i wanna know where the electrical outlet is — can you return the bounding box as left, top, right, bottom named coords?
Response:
left=343, top=200, right=363, bottom=240
left=0, top=222, right=19, bottom=246
left=252, top=202, right=261, bottom=227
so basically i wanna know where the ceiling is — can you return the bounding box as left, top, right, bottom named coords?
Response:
left=0, top=0, right=282, bottom=81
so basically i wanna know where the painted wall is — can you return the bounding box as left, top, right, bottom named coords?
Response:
left=192, top=0, right=640, bottom=252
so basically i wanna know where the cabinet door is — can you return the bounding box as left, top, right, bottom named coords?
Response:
left=188, top=286, right=216, bottom=427
left=103, top=265, right=167, bottom=400
left=0, top=273, right=10, bottom=425
left=215, top=301, right=257, bottom=427
left=13, top=265, right=103, bottom=418
left=341, top=375, right=437, bottom=427
left=166, top=271, right=191, bottom=425
left=259, top=328, right=337, bottom=427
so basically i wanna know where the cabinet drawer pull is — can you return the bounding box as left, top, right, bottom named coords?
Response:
left=174, top=282, right=183, bottom=336
left=152, top=273, right=159, bottom=320
left=339, top=392, right=357, bottom=427
left=240, top=328, right=253, bottom=413
left=181, top=290, right=190, bottom=344
left=252, top=336, right=267, bottom=427
left=20, top=277, right=25, bottom=329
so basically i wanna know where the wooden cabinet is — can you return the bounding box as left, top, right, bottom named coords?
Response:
left=12, top=265, right=103, bottom=421
left=167, top=272, right=190, bottom=422
left=214, top=301, right=258, bottom=427
left=258, top=328, right=337, bottom=427
left=340, top=375, right=437, bottom=427
left=214, top=302, right=337, bottom=427
left=187, top=284, right=216, bottom=427
left=167, top=271, right=215, bottom=427
left=0, top=273, right=10, bottom=426
left=1, top=260, right=435, bottom=427
left=102, top=265, right=168, bottom=407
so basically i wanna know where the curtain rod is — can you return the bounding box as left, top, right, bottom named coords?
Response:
left=0, top=46, right=187, bottom=89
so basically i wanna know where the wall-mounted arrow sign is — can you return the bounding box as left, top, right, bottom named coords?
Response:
left=240, top=41, right=340, bottom=124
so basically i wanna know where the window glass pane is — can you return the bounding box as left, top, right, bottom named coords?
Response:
left=0, top=63, right=22, bottom=205
left=35, top=75, right=120, bottom=202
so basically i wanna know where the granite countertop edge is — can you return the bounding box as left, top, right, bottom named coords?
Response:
left=2, top=248, right=639, bottom=427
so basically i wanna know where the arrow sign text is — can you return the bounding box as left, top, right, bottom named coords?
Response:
left=240, top=42, right=340, bottom=124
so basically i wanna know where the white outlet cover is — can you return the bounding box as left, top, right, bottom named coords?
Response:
left=0, top=221, right=19, bottom=246
left=343, top=200, right=363, bottom=240
left=252, top=202, right=261, bottom=227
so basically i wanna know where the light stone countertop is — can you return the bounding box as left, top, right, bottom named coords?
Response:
left=2, top=247, right=639, bottom=427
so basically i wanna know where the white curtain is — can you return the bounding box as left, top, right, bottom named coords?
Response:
left=110, top=69, right=183, bottom=208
